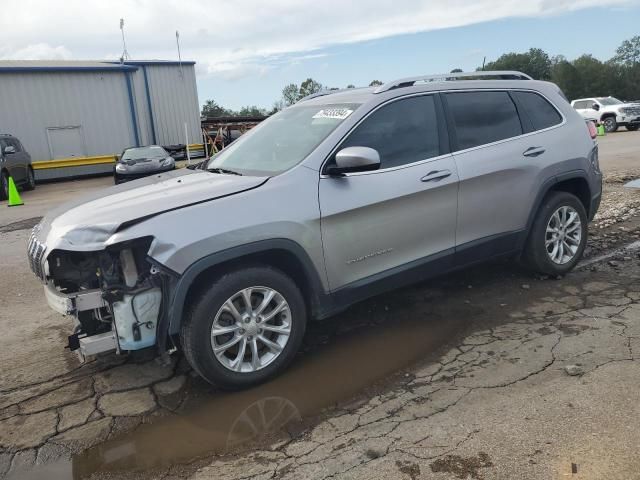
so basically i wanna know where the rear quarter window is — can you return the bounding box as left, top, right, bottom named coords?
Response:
left=513, top=91, right=563, bottom=131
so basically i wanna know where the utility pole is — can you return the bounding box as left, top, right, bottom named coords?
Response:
left=176, top=30, right=183, bottom=78
left=120, top=18, right=130, bottom=62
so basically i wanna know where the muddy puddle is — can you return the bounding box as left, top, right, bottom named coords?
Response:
left=14, top=296, right=472, bottom=479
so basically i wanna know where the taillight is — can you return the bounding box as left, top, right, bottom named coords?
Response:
left=587, top=121, right=597, bottom=139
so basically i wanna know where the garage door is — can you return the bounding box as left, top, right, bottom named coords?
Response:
left=47, top=126, right=86, bottom=159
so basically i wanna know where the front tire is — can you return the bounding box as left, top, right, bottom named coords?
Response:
left=181, top=266, right=307, bottom=389
left=523, top=191, right=588, bottom=276
left=626, top=124, right=639, bottom=132
left=0, top=171, right=8, bottom=201
left=602, top=116, right=618, bottom=133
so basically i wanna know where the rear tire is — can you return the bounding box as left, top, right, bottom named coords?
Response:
left=626, top=124, right=639, bottom=132
left=602, top=116, right=618, bottom=133
left=181, top=266, right=307, bottom=389
left=523, top=191, right=588, bottom=276
left=24, top=167, right=35, bottom=191
left=0, top=171, right=8, bottom=201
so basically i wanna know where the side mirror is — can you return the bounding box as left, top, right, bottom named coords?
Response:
left=3, top=145, right=16, bottom=155
left=592, top=103, right=600, bottom=111
left=327, top=146, right=380, bottom=176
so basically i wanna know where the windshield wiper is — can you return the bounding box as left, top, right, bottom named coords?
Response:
left=207, top=167, right=243, bottom=176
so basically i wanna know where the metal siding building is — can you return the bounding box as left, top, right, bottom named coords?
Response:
left=0, top=60, right=201, bottom=180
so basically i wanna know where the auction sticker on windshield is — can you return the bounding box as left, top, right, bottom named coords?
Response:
left=312, top=108, right=353, bottom=120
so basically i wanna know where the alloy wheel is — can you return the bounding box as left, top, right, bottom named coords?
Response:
left=603, top=117, right=616, bottom=132
left=210, top=286, right=292, bottom=373
left=545, top=205, right=582, bottom=265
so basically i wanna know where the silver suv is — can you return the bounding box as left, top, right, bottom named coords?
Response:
left=29, top=71, right=602, bottom=388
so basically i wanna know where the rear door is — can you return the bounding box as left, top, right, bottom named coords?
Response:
left=319, top=94, right=459, bottom=291
left=443, top=90, right=543, bottom=262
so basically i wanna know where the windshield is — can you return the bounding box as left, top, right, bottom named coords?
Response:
left=206, top=103, right=360, bottom=176
left=122, top=146, right=168, bottom=160
left=596, top=97, right=623, bottom=106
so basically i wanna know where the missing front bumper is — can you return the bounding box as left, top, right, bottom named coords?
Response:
left=44, top=283, right=107, bottom=315
left=67, top=330, right=118, bottom=361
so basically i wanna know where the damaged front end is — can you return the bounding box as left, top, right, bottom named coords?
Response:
left=29, top=233, right=173, bottom=362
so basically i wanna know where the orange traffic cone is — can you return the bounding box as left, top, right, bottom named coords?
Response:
left=7, top=176, right=23, bottom=207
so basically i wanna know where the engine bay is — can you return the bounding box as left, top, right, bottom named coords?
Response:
left=46, top=238, right=169, bottom=359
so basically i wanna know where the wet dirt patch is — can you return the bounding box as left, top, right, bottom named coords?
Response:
left=396, top=459, right=421, bottom=479
left=430, top=451, right=493, bottom=479
left=0, top=217, right=42, bottom=234
left=69, top=311, right=468, bottom=478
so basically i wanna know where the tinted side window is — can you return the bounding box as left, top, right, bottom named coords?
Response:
left=340, top=95, right=440, bottom=169
left=513, top=91, right=562, bottom=131
left=7, top=138, right=22, bottom=152
left=573, top=100, right=586, bottom=109
left=445, top=91, right=522, bottom=150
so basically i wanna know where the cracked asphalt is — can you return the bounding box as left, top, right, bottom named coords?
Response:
left=1, top=132, right=640, bottom=480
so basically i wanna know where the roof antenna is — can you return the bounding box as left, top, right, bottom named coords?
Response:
left=175, top=30, right=184, bottom=78
left=120, top=18, right=130, bottom=63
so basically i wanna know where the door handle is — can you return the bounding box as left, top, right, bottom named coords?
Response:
left=523, top=146, right=546, bottom=157
left=421, top=169, right=452, bottom=182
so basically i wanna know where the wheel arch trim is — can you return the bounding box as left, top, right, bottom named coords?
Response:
left=166, top=239, right=328, bottom=336
left=523, top=169, right=592, bottom=248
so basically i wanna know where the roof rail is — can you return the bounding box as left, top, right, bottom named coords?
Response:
left=296, top=86, right=371, bottom=103
left=296, top=90, right=336, bottom=103
left=373, top=70, right=533, bottom=94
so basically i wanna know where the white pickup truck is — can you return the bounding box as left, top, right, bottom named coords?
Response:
left=571, top=97, right=640, bottom=133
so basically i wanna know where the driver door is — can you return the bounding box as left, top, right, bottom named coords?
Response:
left=319, top=94, right=458, bottom=292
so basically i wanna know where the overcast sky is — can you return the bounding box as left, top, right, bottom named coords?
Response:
left=0, top=0, right=638, bottom=109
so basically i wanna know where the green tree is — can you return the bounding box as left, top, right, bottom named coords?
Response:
left=482, top=48, right=552, bottom=80
left=237, top=105, right=267, bottom=117
left=450, top=68, right=463, bottom=73
left=571, top=54, right=612, bottom=97
left=282, top=83, right=299, bottom=106
left=201, top=100, right=232, bottom=118
left=613, top=35, right=640, bottom=65
left=369, top=80, right=383, bottom=86
left=346, top=84, right=355, bottom=89
left=298, top=78, right=323, bottom=99
left=551, top=58, right=583, bottom=100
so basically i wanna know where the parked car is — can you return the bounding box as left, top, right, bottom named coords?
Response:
left=29, top=71, right=602, bottom=389
left=0, top=133, right=35, bottom=200
left=571, top=97, right=640, bottom=132
left=113, top=145, right=175, bottom=184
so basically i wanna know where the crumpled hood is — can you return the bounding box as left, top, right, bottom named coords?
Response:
left=37, top=168, right=267, bottom=251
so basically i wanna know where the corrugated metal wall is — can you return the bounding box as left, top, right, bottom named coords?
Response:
left=0, top=71, right=135, bottom=161
left=142, top=64, right=201, bottom=146
left=0, top=63, right=201, bottom=168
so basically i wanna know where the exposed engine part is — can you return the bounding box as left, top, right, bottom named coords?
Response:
left=48, top=238, right=169, bottom=357
left=120, top=249, right=139, bottom=288
left=112, top=288, right=161, bottom=350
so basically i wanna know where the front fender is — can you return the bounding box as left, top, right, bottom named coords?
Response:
left=166, top=238, right=328, bottom=336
